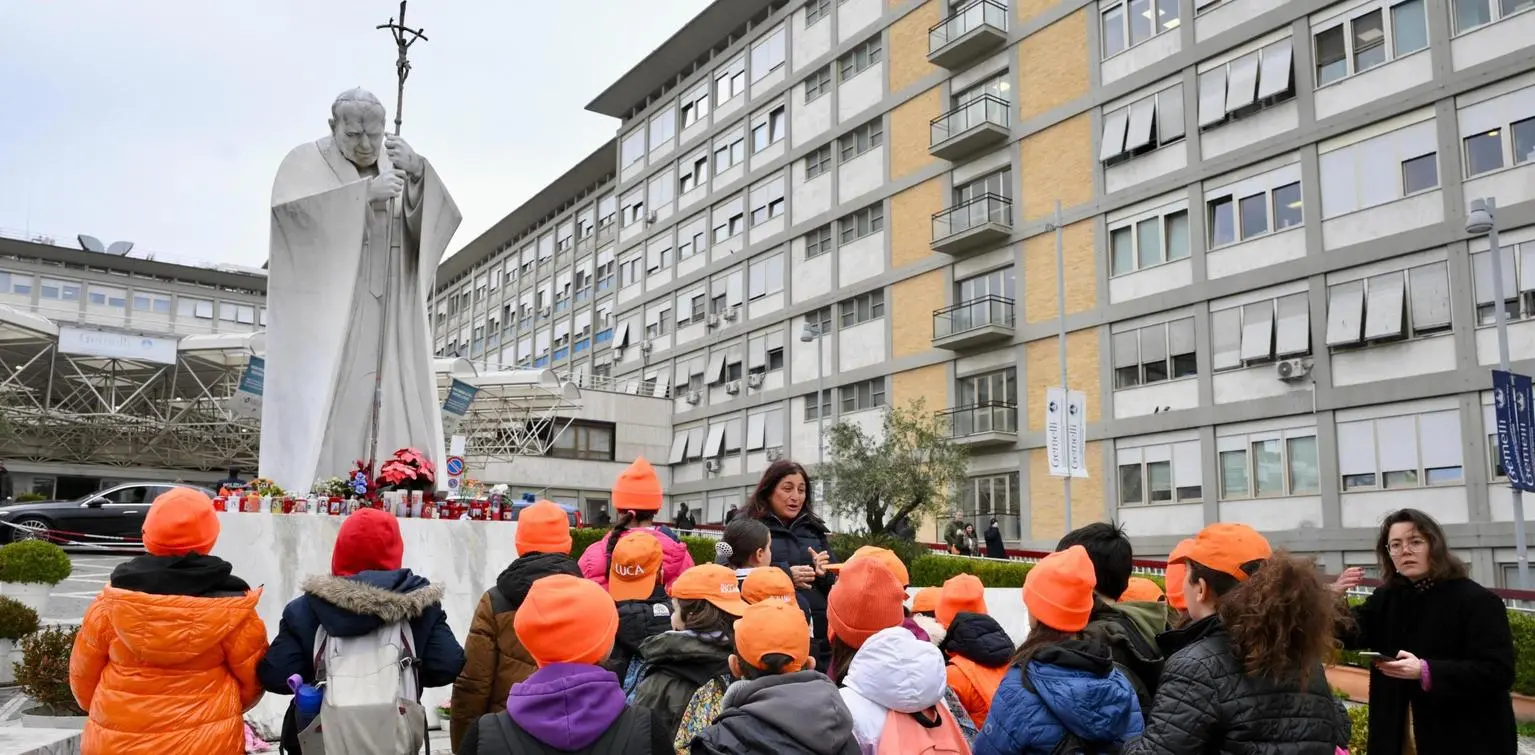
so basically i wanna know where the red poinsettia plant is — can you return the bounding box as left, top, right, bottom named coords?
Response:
left=377, top=447, right=436, bottom=492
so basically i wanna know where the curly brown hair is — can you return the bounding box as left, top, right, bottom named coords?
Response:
left=1215, top=551, right=1339, bottom=684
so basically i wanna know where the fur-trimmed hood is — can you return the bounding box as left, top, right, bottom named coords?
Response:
left=301, top=568, right=444, bottom=638
left=912, top=613, right=946, bottom=646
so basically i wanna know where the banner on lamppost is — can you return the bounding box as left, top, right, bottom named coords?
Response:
left=1493, top=369, right=1535, bottom=491
left=1045, top=387, right=1089, bottom=478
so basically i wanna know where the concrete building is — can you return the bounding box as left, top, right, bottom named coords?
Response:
left=439, top=0, right=1535, bottom=586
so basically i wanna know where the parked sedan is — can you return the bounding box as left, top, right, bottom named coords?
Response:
left=0, top=482, right=216, bottom=544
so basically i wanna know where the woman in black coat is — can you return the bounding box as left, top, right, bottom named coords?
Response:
left=747, top=460, right=837, bottom=669
left=1333, top=508, right=1516, bottom=755
left=984, top=518, right=1006, bottom=559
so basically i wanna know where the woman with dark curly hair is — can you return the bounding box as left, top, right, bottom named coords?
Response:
left=1125, top=523, right=1350, bottom=754
left=745, top=459, right=838, bottom=669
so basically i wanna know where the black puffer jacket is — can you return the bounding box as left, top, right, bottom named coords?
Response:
left=942, top=612, right=1014, bottom=667
left=758, top=512, right=837, bottom=668
left=1124, top=615, right=1349, bottom=755
left=604, top=583, right=674, bottom=679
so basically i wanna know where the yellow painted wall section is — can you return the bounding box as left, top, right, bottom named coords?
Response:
left=1028, top=443, right=1106, bottom=541
left=1018, top=11, right=1090, bottom=121
left=1023, top=219, right=1096, bottom=323
left=889, top=1, right=941, bottom=92
left=892, top=363, right=948, bottom=408
left=1020, top=113, right=1095, bottom=221
left=890, top=178, right=944, bottom=267
left=891, top=86, right=942, bottom=180
left=891, top=270, right=946, bottom=358
left=1023, top=328, right=1101, bottom=432
left=1016, top=0, right=1060, bottom=23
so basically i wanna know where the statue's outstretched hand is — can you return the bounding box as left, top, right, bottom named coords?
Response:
left=368, top=170, right=406, bottom=207
left=385, top=136, right=423, bottom=179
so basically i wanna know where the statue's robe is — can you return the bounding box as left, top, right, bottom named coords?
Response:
left=261, top=136, right=460, bottom=495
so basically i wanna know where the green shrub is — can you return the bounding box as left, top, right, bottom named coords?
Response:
left=568, top=527, right=718, bottom=571
left=14, top=625, right=85, bottom=716
left=1348, top=704, right=1369, bottom=754
left=0, top=540, right=71, bottom=585
left=911, top=553, right=1031, bottom=588
left=14, top=493, right=46, bottom=503
left=0, top=597, right=39, bottom=640
left=1509, top=610, right=1535, bottom=697
left=828, top=532, right=929, bottom=572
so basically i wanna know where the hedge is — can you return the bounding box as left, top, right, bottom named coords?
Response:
left=569, top=528, right=717, bottom=569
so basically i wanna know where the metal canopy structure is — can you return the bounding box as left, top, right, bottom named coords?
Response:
left=0, top=310, right=582, bottom=474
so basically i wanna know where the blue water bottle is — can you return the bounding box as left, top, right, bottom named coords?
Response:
left=288, top=674, right=323, bottom=730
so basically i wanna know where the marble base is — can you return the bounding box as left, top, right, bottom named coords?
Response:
left=0, top=727, right=82, bottom=754
left=210, top=512, right=524, bottom=734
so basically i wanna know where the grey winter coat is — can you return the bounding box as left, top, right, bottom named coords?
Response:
left=690, top=671, right=860, bottom=755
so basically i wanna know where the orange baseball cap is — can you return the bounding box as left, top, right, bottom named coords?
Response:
left=609, top=531, right=664, bottom=602
left=670, top=564, right=748, bottom=616
left=1024, top=545, right=1097, bottom=632
left=516, top=500, right=573, bottom=555
left=937, top=573, right=988, bottom=627
left=742, top=567, right=796, bottom=604
left=910, top=586, right=942, bottom=615
left=827, top=559, right=906, bottom=649
left=1119, top=576, right=1165, bottom=603
left=1173, top=523, right=1272, bottom=582
left=514, top=575, right=618, bottom=666
left=1164, top=538, right=1195, bottom=610
left=733, top=601, right=811, bottom=673
left=847, top=546, right=910, bottom=587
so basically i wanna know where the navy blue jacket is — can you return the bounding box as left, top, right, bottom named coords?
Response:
left=256, top=568, right=466, bottom=754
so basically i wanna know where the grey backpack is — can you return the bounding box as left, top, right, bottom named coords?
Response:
left=295, top=621, right=427, bottom=755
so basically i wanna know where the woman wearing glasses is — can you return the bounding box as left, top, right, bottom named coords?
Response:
left=1332, top=508, right=1516, bottom=754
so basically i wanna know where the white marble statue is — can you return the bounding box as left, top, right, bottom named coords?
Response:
left=261, top=88, right=460, bottom=495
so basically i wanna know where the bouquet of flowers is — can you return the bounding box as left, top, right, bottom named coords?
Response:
left=312, top=477, right=351, bottom=498
left=249, top=478, right=286, bottom=498
left=377, top=448, right=436, bottom=492
left=458, top=478, right=487, bottom=500
left=349, top=460, right=375, bottom=498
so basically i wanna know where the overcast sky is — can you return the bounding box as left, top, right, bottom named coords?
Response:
left=0, top=1, right=711, bottom=269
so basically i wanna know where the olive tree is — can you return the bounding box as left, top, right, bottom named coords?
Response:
left=819, top=398, right=970, bottom=535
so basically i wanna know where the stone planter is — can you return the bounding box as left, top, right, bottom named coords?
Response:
left=21, top=707, right=87, bottom=731
left=0, top=582, right=51, bottom=617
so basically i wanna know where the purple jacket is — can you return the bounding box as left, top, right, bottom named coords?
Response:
left=505, top=663, right=627, bottom=751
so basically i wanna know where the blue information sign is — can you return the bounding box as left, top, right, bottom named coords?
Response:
left=442, top=379, right=479, bottom=417
left=1493, top=369, right=1535, bottom=492
left=238, top=356, right=265, bottom=396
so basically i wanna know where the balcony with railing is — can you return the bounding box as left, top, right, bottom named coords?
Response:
left=932, top=194, right=1013, bottom=256
left=930, top=95, right=1011, bottom=162
left=933, top=295, right=1015, bottom=350
left=938, top=401, right=1018, bottom=448
left=929, top=0, right=1009, bottom=69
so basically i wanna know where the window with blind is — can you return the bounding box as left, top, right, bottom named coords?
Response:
left=1211, top=292, right=1311, bottom=370
left=1117, top=440, right=1203, bottom=505
left=1338, top=409, right=1464, bottom=490
left=1112, top=317, right=1197, bottom=389
left=1326, top=260, right=1451, bottom=347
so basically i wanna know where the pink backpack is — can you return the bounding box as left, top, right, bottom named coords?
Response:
left=875, top=705, right=968, bottom=755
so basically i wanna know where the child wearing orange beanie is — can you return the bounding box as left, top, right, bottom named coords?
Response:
left=577, top=457, right=696, bottom=592
left=972, top=546, right=1144, bottom=754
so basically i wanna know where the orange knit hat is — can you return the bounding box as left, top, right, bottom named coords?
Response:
left=1120, top=576, right=1165, bottom=603
left=515, top=501, right=572, bottom=555
left=847, top=546, right=910, bottom=587
left=910, top=586, right=942, bottom=615
left=514, top=574, right=619, bottom=666
left=1165, top=538, right=1195, bottom=611
left=937, top=573, right=988, bottom=627
left=142, top=487, right=221, bottom=557
left=613, top=456, right=663, bottom=512
left=742, top=566, right=796, bottom=604
left=1024, top=545, right=1097, bottom=632
left=827, top=559, right=906, bottom=649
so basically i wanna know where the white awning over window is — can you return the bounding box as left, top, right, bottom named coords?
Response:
left=1099, top=107, right=1130, bottom=161
left=1255, top=39, right=1294, bottom=99
left=703, top=424, right=727, bottom=458
left=1274, top=294, right=1310, bottom=357
left=1325, top=282, right=1365, bottom=346
left=1239, top=302, right=1274, bottom=361
left=1362, top=273, right=1405, bottom=340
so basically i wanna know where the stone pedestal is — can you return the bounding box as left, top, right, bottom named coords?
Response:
left=0, top=728, right=83, bottom=755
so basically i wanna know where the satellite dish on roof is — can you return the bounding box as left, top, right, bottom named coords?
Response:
left=106, top=241, right=135, bottom=255
left=77, top=234, right=106, bottom=253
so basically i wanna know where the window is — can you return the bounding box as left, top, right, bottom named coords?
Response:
left=678, top=216, right=708, bottom=260
left=218, top=302, right=241, bottom=322
left=839, top=204, right=885, bottom=243
left=714, top=130, right=746, bottom=174
left=622, top=193, right=646, bottom=227
left=547, top=420, right=616, bottom=461
left=1326, top=261, right=1451, bottom=346
left=806, top=306, right=833, bottom=336
left=597, top=194, right=616, bottom=231
left=132, top=292, right=171, bottom=314
left=752, top=105, right=787, bottom=152
left=1100, top=84, right=1185, bottom=164
left=1469, top=243, right=1535, bottom=325
left=839, top=290, right=885, bottom=327
left=621, top=129, right=646, bottom=167
left=1320, top=120, right=1439, bottom=215
left=1198, top=39, right=1295, bottom=131
left=39, top=278, right=80, bottom=301
left=747, top=405, right=786, bottom=451
left=751, top=26, right=786, bottom=81
left=1453, top=0, right=1533, bottom=33
left=1109, top=209, right=1189, bottom=276
left=1212, top=293, right=1311, bottom=370
left=1400, top=153, right=1438, bottom=194
left=748, top=253, right=785, bottom=300
left=1314, top=0, right=1428, bottom=86
left=712, top=200, right=746, bottom=243
left=968, top=474, right=1022, bottom=540
left=1340, top=410, right=1463, bottom=491
left=1112, top=318, right=1197, bottom=388
left=805, top=145, right=833, bottom=178
left=806, top=0, right=832, bottom=24
left=619, top=256, right=643, bottom=287
left=1219, top=428, right=1319, bottom=499
left=839, top=119, right=884, bottom=162
left=1118, top=441, right=1203, bottom=505
left=804, top=65, right=833, bottom=101
left=645, top=306, right=673, bottom=338
left=839, top=36, right=883, bottom=81
left=749, top=330, right=787, bottom=374
left=596, top=255, right=616, bottom=290
left=840, top=378, right=888, bottom=413
left=749, top=176, right=786, bottom=225
left=804, top=389, right=834, bottom=420
left=956, top=267, right=1017, bottom=305
left=1207, top=180, right=1302, bottom=248
left=679, top=152, right=709, bottom=193
left=804, top=225, right=834, bottom=259
left=958, top=369, right=1017, bottom=410
left=1461, top=115, right=1535, bottom=177
left=645, top=241, right=672, bottom=274
left=3, top=272, right=29, bottom=296
left=1101, top=0, right=1180, bottom=58
left=650, top=107, right=676, bottom=147
left=88, top=285, right=127, bottom=308
left=681, top=84, right=711, bottom=128
left=715, top=56, right=747, bottom=106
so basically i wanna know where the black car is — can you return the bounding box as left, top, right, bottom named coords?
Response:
left=0, top=482, right=216, bottom=544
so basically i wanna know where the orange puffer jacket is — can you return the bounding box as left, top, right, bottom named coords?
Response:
left=70, top=585, right=268, bottom=755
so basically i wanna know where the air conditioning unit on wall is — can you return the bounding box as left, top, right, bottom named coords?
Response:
left=724, top=380, right=741, bottom=395
left=765, top=446, right=784, bottom=462
left=1276, top=358, right=1312, bottom=382
left=705, top=458, right=722, bottom=473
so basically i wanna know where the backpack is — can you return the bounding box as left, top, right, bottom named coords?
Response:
left=295, top=621, right=427, bottom=755
left=482, top=706, right=652, bottom=755
left=875, top=706, right=967, bottom=755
